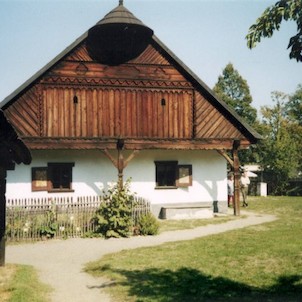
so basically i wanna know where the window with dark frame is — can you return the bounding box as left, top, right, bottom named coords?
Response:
left=155, top=161, right=193, bottom=189
left=31, top=163, right=74, bottom=192
left=48, top=163, right=74, bottom=192
left=155, top=161, right=178, bottom=188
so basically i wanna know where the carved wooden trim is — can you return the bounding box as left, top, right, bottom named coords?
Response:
left=41, top=77, right=192, bottom=90
left=192, top=90, right=196, bottom=138
left=37, top=84, right=44, bottom=137
left=102, top=149, right=139, bottom=169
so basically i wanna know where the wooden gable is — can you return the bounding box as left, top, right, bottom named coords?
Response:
left=2, top=15, right=260, bottom=151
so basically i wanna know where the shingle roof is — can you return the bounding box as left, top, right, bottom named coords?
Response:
left=97, top=2, right=149, bottom=27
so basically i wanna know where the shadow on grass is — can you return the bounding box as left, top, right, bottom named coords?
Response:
left=88, top=266, right=302, bottom=302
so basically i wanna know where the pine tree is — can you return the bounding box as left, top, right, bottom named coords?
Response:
left=213, top=63, right=257, bottom=125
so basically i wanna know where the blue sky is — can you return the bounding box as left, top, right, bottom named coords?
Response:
left=0, top=0, right=301, bottom=114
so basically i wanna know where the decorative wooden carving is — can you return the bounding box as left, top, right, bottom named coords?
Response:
left=76, top=63, right=88, bottom=75
left=41, top=77, right=192, bottom=90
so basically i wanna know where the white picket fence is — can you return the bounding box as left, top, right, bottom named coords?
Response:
left=6, top=195, right=150, bottom=241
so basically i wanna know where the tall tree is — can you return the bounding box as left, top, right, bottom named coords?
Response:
left=213, top=63, right=258, bottom=165
left=260, top=91, right=299, bottom=195
left=213, top=63, right=257, bottom=125
left=286, top=84, right=302, bottom=125
left=286, top=84, right=302, bottom=174
left=246, top=0, right=302, bottom=62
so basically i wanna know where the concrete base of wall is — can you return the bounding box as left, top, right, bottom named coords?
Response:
left=215, top=200, right=228, bottom=214
left=151, top=200, right=228, bottom=220
left=151, top=202, right=211, bottom=220
left=160, top=206, right=213, bottom=220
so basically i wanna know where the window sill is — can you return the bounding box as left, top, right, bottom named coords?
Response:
left=155, top=186, right=178, bottom=190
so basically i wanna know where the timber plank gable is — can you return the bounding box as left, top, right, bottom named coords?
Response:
left=194, top=91, right=245, bottom=140
left=4, top=87, right=40, bottom=137
left=39, top=41, right=195, bottom=140
left=1, top=24, right=261, bottom=150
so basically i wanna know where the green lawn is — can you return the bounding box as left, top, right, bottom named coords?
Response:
left=85, top=196, right=302, bottom=302
left=158, top=212, right=243, bottom=233
left=0, top=264, right=51, bottom=302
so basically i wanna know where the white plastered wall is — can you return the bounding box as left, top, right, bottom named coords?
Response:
left=6, top=149, right=228, bottom=211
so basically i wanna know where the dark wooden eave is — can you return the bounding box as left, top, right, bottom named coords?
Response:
left=21, top=137, right=249, bottom=151
left=0, top=110, right=32, bottom=168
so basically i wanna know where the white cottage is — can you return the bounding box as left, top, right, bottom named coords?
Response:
left=1, top=3, right=261, bottom=218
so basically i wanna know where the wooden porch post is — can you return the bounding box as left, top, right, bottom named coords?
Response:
left=0, top=110, right=32, bottom=266
left=232, top=140, right=241, bottom=216
left=102, top=139, right=139, bottom=190
left=117, top=148, right=124, bottom=190
left=116, top=139, right=125, bottom=190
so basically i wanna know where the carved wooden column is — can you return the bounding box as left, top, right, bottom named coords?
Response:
left=117, top=141, right=125, bottom=190
left=102, top=139, right=139, bottom=190
left=0, top=110, right=32, bottom=266
left=232, top=140, right=241, bottom=216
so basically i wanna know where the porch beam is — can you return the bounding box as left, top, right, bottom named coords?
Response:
left=102, top=149, right=118, bottom=168
left=102, top=148, right=140, bottom=189
left=21, top=137, right=251, bottom=151
left=123, top=150, right=140, bottom=169
left=216, top=150, right=233, bottom=166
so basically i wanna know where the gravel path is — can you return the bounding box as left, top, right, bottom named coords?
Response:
left=6, top=211, right=277, bottom=302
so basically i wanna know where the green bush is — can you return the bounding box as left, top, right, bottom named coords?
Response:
left=93, top=179, right=134, bottom=238
left=38, top=206, right=57, bottom=239
left=137, top=212, right=159, bottom=236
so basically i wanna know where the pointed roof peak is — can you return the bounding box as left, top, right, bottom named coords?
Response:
left=87, top=1, right=153, bottom=65
left=97, top=2, right=146, bottom=27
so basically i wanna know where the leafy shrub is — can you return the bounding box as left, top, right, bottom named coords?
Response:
left=38, top=206, right=57, bottom=239
left=93, top=179, right=135, bottom=238
left=136, top=212, right=159, bottom=236
left=38, top=224, right=57, bottom=239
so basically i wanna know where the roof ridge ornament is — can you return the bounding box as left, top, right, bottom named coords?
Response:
left=87, top=1, right=154, bottom=66
left=119, top=0, right=123, bottom=5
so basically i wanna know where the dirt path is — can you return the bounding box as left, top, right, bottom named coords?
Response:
left=6, top=211, right=277, bottom=302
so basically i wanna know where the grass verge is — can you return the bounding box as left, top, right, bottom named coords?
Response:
left=85, top=196, right=302, bottom=302
left=0, top=264, right=51, bottom=302
left=158, top=212, right=243, bottom=233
